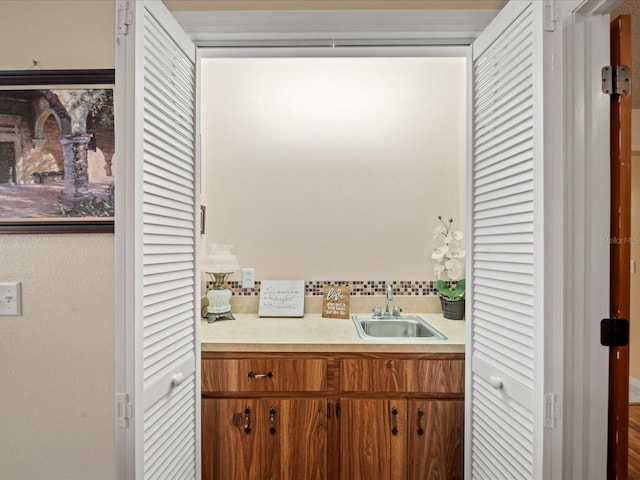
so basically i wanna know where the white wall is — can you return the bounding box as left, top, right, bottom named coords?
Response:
left=201, top=56, right=466, bottom=281
left=0, top=2, right=115, bottom=479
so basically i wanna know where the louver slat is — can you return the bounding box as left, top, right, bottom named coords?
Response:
left=139, top=5, right=197, bottom=480
left=470, top=2, right=540, bottom=479
left=144, top=380, right=196, bottom=479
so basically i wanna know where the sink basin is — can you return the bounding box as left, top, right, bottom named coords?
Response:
left=352, top=315, right=447, bottom=340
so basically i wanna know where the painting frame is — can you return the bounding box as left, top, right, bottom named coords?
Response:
left=0, top=69, right=115, bottom=233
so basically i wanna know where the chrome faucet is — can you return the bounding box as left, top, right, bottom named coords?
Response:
left=372, top=284, right=401, bottom=318
left=384, top=285, right=393, bottom=317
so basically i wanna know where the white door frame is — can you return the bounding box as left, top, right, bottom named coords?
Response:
left=561, top=1, right=616, bottom=478
left=115, top=2, right=616, bottom=477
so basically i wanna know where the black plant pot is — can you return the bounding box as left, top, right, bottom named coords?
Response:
left=440, top=297, right=465, bottom=320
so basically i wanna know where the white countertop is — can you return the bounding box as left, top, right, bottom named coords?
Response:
left=201, top=313, right=465, bottom=353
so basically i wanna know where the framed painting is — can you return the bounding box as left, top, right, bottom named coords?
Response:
left=0, top=69, right=115, bottom=233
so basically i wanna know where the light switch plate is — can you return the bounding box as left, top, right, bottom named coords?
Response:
left=0, top=282, right=22, bottom=316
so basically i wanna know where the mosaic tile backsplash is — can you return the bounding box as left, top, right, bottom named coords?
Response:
left=205, top=280, right=441, bottom=296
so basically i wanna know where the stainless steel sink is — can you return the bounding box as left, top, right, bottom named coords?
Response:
left=352, top=315, right=447, bottom=340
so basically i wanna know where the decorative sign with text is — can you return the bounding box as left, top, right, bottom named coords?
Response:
left=258, top=280, right=305, bottom=317
left=322, top=285, right=350, bottom=319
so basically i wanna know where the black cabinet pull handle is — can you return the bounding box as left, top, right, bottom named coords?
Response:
left=269, top=406, right=277, bottom=435
left=243, top=407, right=252, bottom=434
left=327, top=403, right=332, bottom=419
left=391, top=407, right=399, bottom=436
left=417, top=408, right=425, bottom=436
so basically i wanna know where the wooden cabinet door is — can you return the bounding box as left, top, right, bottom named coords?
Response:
left=267, top=398, right=328, bottom=480
left=340, top=398, right=407, bottom=480
left=202, top=398, right=265, bottom=480
left=407, top=399, right=464, bottom=480
left=203, top=397, right=328, bottom=480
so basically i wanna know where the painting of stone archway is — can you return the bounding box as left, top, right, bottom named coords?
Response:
left=0, top=70, right=115, bottom=232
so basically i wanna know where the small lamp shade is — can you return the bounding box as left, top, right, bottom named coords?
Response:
left=201, top=243, right=240, bottom=274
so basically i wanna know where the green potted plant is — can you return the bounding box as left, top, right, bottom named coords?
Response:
left=432, top=216, right=465, bottom=320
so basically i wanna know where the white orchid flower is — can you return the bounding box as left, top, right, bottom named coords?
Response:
left=444, top=258, right=464, bottom=281
left=449, top=248, right=466, bottom=259
left=444, top=258, right=461, bottom=270
left=433, top=263, right=445, bottom=279
left=449, top=239, right=464, bottom=253
left=431, top=245, right=449, bottom=261
left=431, top=217, right=465, bottom=285
left=448, top=269, right=464, bottom=281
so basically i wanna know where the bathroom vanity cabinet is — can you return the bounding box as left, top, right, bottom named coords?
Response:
left=201, top=356, right=329, bottom=480
left=201, top=352, right=464, bottom=480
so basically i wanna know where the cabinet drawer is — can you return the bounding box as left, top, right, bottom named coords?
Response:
left=202, top=358, right=327, bottom=393
left=341, top=359, right=464, bottom=393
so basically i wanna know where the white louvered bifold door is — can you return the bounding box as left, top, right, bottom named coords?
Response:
left=467, top=1, right=547, bottom=479
left=115, top=1, right=200, bottom=479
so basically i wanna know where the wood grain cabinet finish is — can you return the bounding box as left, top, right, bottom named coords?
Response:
left=341, top=358, right=464, bottom=393
left=340, top=398, right=408, bottom=480
left=202, top=397, right=327, bottom=480
left=201, top=352, right=464, bottom=480
left=407, top=399, right=464, bottom=480
left=202, top=358, right=327, bottom=392
left=202, top=398, right=264, bottom=480
left=340, top=399, right=464, bottom=480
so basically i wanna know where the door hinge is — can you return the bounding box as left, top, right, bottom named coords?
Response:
left=602, top=65, right=631, bottom=95
left=116, top=393, right=133, bottom=428
left=117, top=0, right=133, bottom=36
left=600, top=317, right=629, bottom=347
left=544, top=393, right=560, bottom=429
left=543, top=0, right=559, bottom=32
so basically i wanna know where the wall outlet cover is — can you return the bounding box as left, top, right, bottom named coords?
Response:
left=242, top=268, right=255, bottom=289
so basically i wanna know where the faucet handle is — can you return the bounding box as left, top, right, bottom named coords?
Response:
left=392, top=306, right=402, bottom=317
left=373, top=306, right=382, bottom=317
